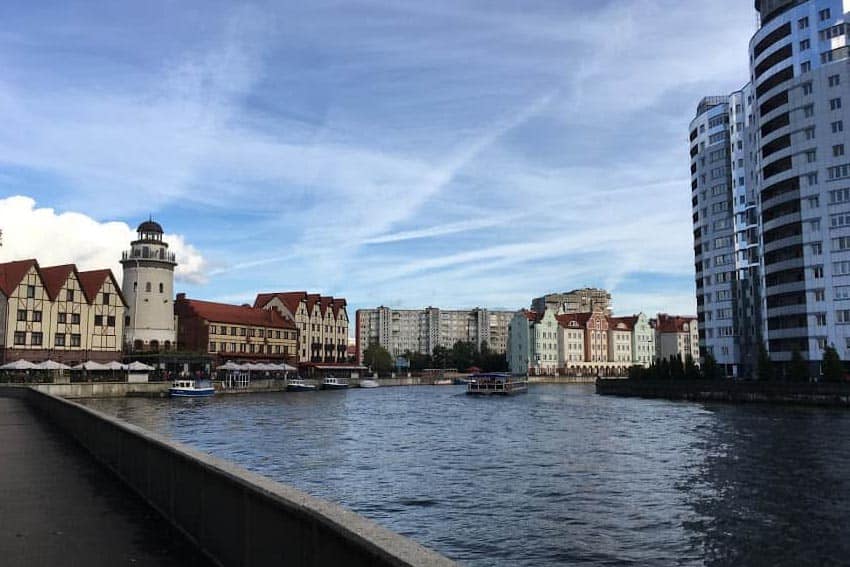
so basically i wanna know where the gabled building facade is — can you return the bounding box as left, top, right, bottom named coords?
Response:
left=254, top=292, right=348, bottom=363
left=0, top=259, right=126, bottom=363
left=655, top=314, right=701, bottom=363
left=507, top=309, right=559, bottom=375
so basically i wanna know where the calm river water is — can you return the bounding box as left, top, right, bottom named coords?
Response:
left=84, top=385, right=850, bottom=566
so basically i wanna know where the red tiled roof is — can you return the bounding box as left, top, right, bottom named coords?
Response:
left=607, top=316, right=634, bottom=331
left=40, top=264, right=77, bottom=300
left=78, top=269, right=128, bottom=307
left=182, top=297, right=296, bottom=329
left=332, top=298, right=347, bottom=316
left=253, top=291, right=307, bottom=314
left=306, top=293, right=321, bottom=312
left=0, top=259, right=38, bottom=297
left=655, top=313, right=697, bottom=333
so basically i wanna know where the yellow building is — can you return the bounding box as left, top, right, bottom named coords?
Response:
left=0, top=259, right=126, bottom=363
left=254, top=292, right=349, bottom=363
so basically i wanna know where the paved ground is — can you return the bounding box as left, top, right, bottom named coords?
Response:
left=0, top=397, right=214, bottom=567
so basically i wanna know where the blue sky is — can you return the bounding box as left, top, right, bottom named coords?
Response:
left=0, top=1, right=756, bottom=320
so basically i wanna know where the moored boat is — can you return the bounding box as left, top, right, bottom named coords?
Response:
left=169, top=379, right=215, bottom=397
left=321, top=376, right=349, bottom=390
left=466, top=373, right=528, bottom=396
left=286, top=378, right=316, bottom=392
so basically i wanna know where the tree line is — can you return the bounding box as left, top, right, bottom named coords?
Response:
left=361, top=340, right=508, bottom=375
left=629, top=345, right=847, bottom=382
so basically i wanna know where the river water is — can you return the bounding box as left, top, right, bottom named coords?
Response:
left=83, top=385, right=850, bottom=566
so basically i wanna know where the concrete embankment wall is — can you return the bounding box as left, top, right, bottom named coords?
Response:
left=596, top=379, right=850, bottom=407
left=14, top=387, right=455, bottom=567
left=529, top=376, right=598, bottom=385
left=32, top=381, right=170, bottom=399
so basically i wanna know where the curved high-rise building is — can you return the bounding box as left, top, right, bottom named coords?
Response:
left=692, top=0, right=849, bottom=377
left=120, top=220, right=177, bottom=351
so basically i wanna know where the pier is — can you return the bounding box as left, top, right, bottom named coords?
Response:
left=0, top=387, right=454, bottom=566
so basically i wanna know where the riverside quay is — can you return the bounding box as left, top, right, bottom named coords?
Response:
left=0, top=386, right=454, bottom=567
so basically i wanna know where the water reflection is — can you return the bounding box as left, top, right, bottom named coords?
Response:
left=84, top=386, right=850, bottom=566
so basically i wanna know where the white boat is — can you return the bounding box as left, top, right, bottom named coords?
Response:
left=286, top=378, right=316, bottom=392
left=359, top=379, right=380, bottom=388
left=322, top=376, right=349, bottom=390
left=169, top=379, right=215, bottom=397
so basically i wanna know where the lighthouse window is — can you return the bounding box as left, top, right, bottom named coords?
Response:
left=145, top=282, right=151, bottom=292
left=159, top=283, right=164, bottom=293
left=133, top=282, right=137, bottom=291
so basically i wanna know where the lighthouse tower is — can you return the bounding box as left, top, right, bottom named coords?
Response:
left=121, top=219, right=177, bottom=351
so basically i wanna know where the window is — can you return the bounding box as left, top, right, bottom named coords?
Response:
left=57, top=312, right=66, bottom=324
left=55, top=334, right=66, bottom=347
left=807, top=172, right=819, bottom=185
left=159, top=283, right=164, bottom=293
left=834, top=261, right=850, bottom=275
left=107, top=316, right=115, bottom=327
left=26, top=285, right=35, bottom=298
left=799, top=16, right=809, bottom=29
left=801, top=61, right=811, bottom=73
left=816, top=313, right=827, bottom=326
left=819, top=8, right=830, bottom=21
left=71, top=313, right=80, bottom=325
left=230, top=327, right=236, bottom=336
left=838, top=311, right=850, bottom=324
left=806, top=149, right=817, bottom=163
left=811, top=241, right=824, bottom=255
left=835, top=145, right=846, bottom=157
left=828, top=164, right=850, bottom=180
left=815, top=289, right=826, bottom=301
left=14, top=332, right=26, bottom=345
left=805, top=126, right=816, bottom=140
left=833, top=121, right=844, bottom=133
left=829, top=75, right=841, bottom=87
left=820, top=23, right=846, bottom=41
left=32, top=310, right=41, bottom=322
left=70, top=334, right=81, bottom=347
left=66, top=289, right=74, bottom=301
left=830, top=98, right=842, bottom=110
left=31, top=332, right=42, bottom=346
left=802, top=82, right=813, bottom=95
left=804, top=104, right=815, bottom=117
left=814, top=265, right=825, bottom=278
left=834, top=236, right=850, bottom=251
left=209, top=342, right=217, bottom=352
left=145, top=282, right=151, bottom=292
left=17, top=309, right=26, bottom=321
left=240, top=327, right=246, bottom=336
left=102, top=292, right=110, bottom=305
left=711, top=202, right=729, bottom=213
left=831, top=212, right=850, bottom=228
left=94, top=315, right=103, bottom=326
left=800, top=39, right=810, bottom=50
left=809, top=219, right=822, bottom=231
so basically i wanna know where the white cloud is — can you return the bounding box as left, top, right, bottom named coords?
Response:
left=0, top=195, right=207, bottom=284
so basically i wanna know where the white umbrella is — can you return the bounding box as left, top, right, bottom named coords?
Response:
left=218, top=361, right=242, bottom=371
left=127, top=361, right=155, bottom=371
left=0, top=359, right=38, bottom=370
left=103, top=361, right=127, bottom=371
left=34, top=360, right=71, bottom=370
left=242, top=363, right=264, bottom=371
left=71, top=361, right=111, bottom=371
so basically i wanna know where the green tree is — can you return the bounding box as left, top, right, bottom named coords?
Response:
left=363, top=342, right=393, bottom=374
left=451, top=340, right=476, bottom=371
left=684, top=355, right=700, bottom=380
left=788, top=348, right=809, bottom=382
left=431, top=345, right=450, bottom=370
left=757, top=343, right=775, bottom=381
left=822, top=345, right=844, bottom=382
left=669, top=355, right=685, bottom=380
left=702, top=351, right=721, bottom=380
left=657, top=357, right=671, bottom=381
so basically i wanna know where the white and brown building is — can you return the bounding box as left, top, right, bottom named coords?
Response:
left=174, top=294, right=298, bottom=363
left=654, top=314, right=700, bottom=363
left=0, top=259, right=126, bottom=363
left=254, top=292, right=348, bottom=363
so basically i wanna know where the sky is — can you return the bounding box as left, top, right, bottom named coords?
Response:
left=0, top=0, right=757, bottom=323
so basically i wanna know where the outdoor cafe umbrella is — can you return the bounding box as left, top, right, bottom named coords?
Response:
left=217, top=361, right=242, bottom=371
left=0, top=359, right=38, bottom=370
left=71, top=361, right=111, bottom=371
left=103, top=361, right=128, bottom=371
left=34, top=360, right=71, bottom=370
left=127, top=361, right=155, bottom=371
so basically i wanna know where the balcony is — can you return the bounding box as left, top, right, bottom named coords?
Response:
left=122, top=249, right=176, bottom=264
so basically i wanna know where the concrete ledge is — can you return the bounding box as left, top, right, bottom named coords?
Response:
left=31, top=381, right=170, bottom=398
left=15, top=388, right=455, bottom=567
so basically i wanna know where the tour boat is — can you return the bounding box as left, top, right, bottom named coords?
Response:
left=322, top=376, right=349, bottom=390
left=169, top=379, right=215, bottom=398
left=359, top=379, right=380, bottom=388
left=466, top=373, right=528, bottom=396
left=286, top=378, right=316, bottom=392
